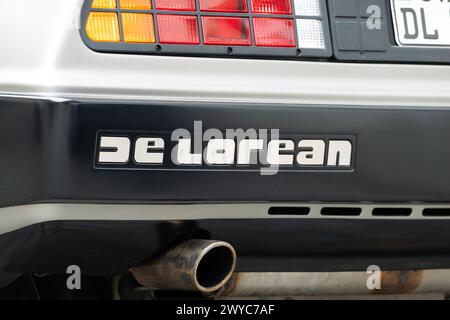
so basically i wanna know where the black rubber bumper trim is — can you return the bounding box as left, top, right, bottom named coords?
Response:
left=1, top=96, right=450, bottom=206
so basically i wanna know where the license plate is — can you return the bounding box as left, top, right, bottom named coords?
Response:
left=391, top=0, right=450, bottom=47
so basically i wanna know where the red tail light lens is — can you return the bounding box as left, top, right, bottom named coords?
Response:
left=253, top=18, right=295, bottom=47
left=202, top=17, right=251, bottom=46
left=157, top=15, right=200, bottom=44
left=250, top=0, right=292, bottom=14
left=200, top=0, right=247, bottom=13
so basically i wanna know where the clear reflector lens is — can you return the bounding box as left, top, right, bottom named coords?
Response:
left=293, top=0, right=321, bottom=16
left=253, top=18, right=295, bottom=47
left=86, top=12, right=120, bottom=42
left=158, top=15, right=200, bottom=44
left=200, top=0, right=247, bottom=12
left=251, top=0, right=291, bottom=14
left=296, top=19, right=325, bottom=48
left=202, top=16, right=251, bottom=45
left=119, top=0, right=152, bottom=9
left=155, top=0, right=196, bottom=11
left=121, top=13, right=155, bottom=43
left=92, top=0, right=117, bottom=8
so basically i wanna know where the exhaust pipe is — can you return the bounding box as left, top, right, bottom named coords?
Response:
left=131, top=240, right=236, bottom=293
left=215, top=270, right=450, bottom=297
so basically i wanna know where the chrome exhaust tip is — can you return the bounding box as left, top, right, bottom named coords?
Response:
left=131, top=239, right=236, bottom=293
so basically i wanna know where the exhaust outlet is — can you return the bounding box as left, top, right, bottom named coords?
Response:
left=131, top=239, right=236, bottom=293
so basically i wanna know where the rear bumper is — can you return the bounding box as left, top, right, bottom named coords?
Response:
left=2, top=96, right=450, bottom=206
left=2, top=95, right=450, bottom=275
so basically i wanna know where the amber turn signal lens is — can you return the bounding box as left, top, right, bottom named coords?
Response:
left=119, top=0, right=152, bottom=9
left=86, top=12, right=120, bottom=42
left=91, top=0, right=117, bottom=9
left=121, top=13, right=156, bottom=43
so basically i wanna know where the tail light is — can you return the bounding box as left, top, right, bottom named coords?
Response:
left=82, top=0, right=331, bottom=58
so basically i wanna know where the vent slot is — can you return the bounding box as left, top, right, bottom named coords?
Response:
left=321, top=207, right=362, bottom=216
left=268, top=207, right=310, bottom=216
left=423, top=208, right=450, bottom=217
left=372, top=208, right=412, bottom=217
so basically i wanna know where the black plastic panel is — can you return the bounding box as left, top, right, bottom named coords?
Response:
left=0, top=220, right=193, bottom=276
left=2, top=97, right=450, bottom=206
left=328, top=0, right=450, bottom=63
